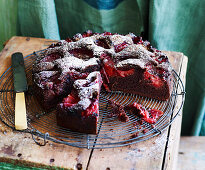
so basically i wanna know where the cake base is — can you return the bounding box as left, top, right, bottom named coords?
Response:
left=57, top=103, right=98, bottom=134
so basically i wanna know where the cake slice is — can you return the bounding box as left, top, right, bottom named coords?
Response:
left=56, top=71, right=102, bottom=134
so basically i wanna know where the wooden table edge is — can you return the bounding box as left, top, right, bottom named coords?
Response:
left=161, top=54, right=188, bottom=170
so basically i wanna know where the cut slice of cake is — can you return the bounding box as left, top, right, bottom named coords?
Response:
left=56, top=71, right=102, bottom=134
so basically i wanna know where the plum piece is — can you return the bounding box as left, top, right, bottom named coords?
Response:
left=126, top=102, right=163, bottom=124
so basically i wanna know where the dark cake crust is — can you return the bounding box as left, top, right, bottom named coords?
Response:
left=57, top=101, right=98, bottom=134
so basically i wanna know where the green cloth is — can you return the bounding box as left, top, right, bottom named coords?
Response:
left=149, top=0, right=205, bottom=135
left=0, top=162, right=44, bottom=170
left=0, top=0, right=204, bottom=135
left=0, top=0, right=18, bottom=51
left=18, top=0, right=60, bottom=40
left=0, top=162, right=64, bottom=170
left=0, top=0, right=204, bottom=140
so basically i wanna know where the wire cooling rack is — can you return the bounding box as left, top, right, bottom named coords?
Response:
left=0, top=50, right=185, bottom=149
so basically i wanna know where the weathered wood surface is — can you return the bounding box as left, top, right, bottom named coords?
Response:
left=177, top=137, right=205, bottom=170
left=0, top=36, right=188, bottom=169
left=162, top=53, right=188, bottom=170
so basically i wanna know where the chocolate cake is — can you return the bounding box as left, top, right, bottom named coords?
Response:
left=32, top=31, right=173, bottom=134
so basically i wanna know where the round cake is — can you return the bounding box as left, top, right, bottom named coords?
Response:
left=32, top=31, right=173, bottom=134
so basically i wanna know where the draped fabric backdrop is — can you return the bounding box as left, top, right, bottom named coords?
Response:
left=0, top=0, right=205, bottom=136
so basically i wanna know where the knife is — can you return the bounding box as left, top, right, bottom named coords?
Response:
left=12, top=52, right=28, bottom=130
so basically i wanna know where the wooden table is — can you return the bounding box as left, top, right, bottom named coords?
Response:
left=0, top=36, right=188, bottom=170
left=177, top=137, right=205, bottom=170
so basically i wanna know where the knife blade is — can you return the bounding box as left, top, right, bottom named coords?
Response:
left=12, top=52, right=28, bottom=130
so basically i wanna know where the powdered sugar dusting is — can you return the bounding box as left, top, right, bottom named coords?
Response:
left=73, top=71, right=102, bottom=110
left=33, top=62, right=55, bottom=72
left=109, top=34, right=133, bottom=46
left=116, top=59, right=146, bottom=69
left=39, top=33, right=171, bottom=72
left=55, top=56, right=99, bottom=73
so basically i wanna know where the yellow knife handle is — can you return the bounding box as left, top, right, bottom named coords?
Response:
left=15, top=92, right=27, bottom=130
